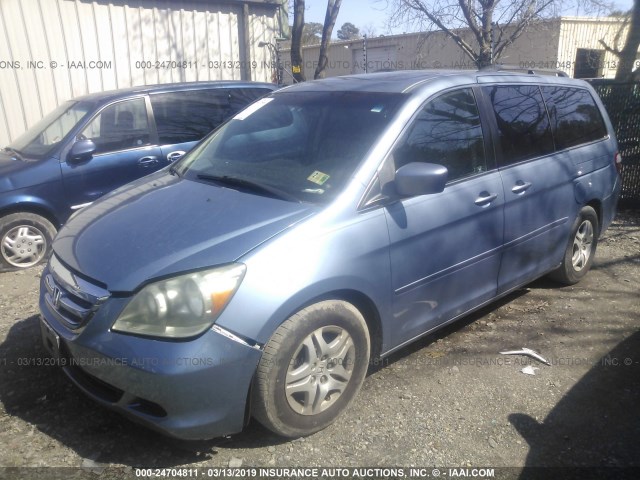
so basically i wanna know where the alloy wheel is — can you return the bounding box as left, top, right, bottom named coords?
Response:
left=571, top=220, right=594, bottom=272
left=285, top=325, right=356, bottom=415
left=1, top=225, right=47, bottom=268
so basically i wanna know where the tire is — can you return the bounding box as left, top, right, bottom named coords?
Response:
left=0, top=213, right=57, bottom=271
left=549, top=206, right=599, bottom=285
left=252, top=300, right=370, bottom=438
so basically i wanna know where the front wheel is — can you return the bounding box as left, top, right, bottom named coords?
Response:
left=549, top=206, right=599, bottom=285
left=0, top=213, right=57, bottom=271
left=252, top=300, right=370, bottom=438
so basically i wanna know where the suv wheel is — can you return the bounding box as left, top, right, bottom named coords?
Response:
left=549, top=206, right=599, bottom=285
left=252, top=300, right=370, bottom=438
left=0, top=213, right=56, bottom=270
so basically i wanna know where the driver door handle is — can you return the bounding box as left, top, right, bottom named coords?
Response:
left=474, top=192, right=498, bottom=206
left=138, top=156, right=158, bottom=166
left=167, top=150, right=186, bottom=162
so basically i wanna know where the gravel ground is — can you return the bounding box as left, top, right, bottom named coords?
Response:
left=0, top=211, right=638, bottom=479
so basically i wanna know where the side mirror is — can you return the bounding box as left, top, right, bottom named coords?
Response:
left=68, top=139, right=96, bottom=163
left=395, top=162, right=448, bottom=197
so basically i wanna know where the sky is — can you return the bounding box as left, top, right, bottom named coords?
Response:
left=304, top=0, right=392, bottom=36
left=303, top=0, right=636, bottom=38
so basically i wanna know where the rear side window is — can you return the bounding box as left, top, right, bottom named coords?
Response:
left=483, top=85, right=554, bottom=165
left=394, top=88, right=487, bottom=182
left=151, top=90, right=230, bottom=144
left=541, top=86, right=608, bottom=149
left=229, top=88, right=273, bottom=115
left=150, top=88, right=272, bottom=145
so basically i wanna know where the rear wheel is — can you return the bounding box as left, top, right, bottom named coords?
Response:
left=252, top=300, right=370, bottom=438
left=0, top=213, right=56, bottom=270
left=549, top=206, right=599, bottom=285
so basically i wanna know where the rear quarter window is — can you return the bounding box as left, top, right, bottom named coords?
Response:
left=541, top=86, right=608, bottom=150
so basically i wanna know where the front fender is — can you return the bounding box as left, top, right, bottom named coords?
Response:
left=216, top=208, right=393, bottom=352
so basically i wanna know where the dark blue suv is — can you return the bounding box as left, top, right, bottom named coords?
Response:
left=0, top=81, right=275, bottom=270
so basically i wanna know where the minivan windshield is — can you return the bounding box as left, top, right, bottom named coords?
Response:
left=6, top=100, right=95, bottom=159
left=176, top=91, right=405, bottom=203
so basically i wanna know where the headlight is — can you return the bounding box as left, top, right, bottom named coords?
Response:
left=112, top=263, right=246, bottom=338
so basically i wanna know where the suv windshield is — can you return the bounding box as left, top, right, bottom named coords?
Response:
left=176, top=91, right=405, bottom=203
left=6, top=100, right=95, bottom=159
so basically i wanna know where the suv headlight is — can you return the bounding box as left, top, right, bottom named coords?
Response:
left=112, top=263, right=246, bottom=339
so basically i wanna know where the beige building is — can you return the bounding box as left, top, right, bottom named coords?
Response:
left=281, top=16, right=634, bottom=82
left=0, top=0, right=285, bottom=146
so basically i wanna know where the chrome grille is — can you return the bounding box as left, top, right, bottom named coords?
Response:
left=44, top=255, right=110, bottom=330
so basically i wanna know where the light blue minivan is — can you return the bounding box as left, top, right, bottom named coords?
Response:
left=39, top=70, right=621, bottom=439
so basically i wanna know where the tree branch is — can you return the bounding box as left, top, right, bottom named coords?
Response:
left=494, top=0, right=555, bottom=60
left=404, top=0, right=478, bottom=63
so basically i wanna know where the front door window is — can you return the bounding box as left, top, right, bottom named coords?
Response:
left=81, top=98, right=150, bottom=154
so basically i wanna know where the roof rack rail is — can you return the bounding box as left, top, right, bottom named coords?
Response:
left=480, top=64, right=569, bottom=77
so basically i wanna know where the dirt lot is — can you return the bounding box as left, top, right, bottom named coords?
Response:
left=0, top=212, right=638, bottom=479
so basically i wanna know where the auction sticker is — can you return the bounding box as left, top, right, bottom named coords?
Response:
left=307, top=170, right=330, bottom=185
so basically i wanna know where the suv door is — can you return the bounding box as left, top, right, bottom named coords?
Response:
left=61, top=96, right=162, bottom=210
left=150, top=87, right=273, bottom=164
left=481, top=84, right=575, bottom=293
left=382, top=87, right=504, bottom=347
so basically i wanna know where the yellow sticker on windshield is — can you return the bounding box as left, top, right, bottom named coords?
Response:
left=307, top=170, right=330, bottom=185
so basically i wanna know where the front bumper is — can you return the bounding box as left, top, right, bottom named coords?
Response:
left=38, top=267, right=262, bottom=440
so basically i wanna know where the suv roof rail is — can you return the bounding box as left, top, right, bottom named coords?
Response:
left=480, top=64, right=569, bottom=77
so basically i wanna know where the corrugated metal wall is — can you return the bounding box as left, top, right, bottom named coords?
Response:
left=0, top=0, right=278, bottom=147
left=558, top=17, right=630, bottom=78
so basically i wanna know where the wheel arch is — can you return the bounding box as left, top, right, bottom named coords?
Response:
left=313, top=289, right=384, bottom=361
left=0, top=201, right=61, bottom=230
left=585, top=199, right=602, bottom=235
left=260, top=288, right=384, bottom=361
left=248, top=294, right=379, bottom=437
left=243, top=288, right=384, bottom=428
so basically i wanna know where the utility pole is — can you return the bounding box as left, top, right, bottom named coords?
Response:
left=490, top=22, right=496, bottom=65
left=363, top=34, right=368, bottom=73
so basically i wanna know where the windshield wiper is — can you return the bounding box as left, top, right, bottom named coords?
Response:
left=3, top=147, right=23, bottom=160
left=196, top=174, right=300, bottom=202
left=169, top=163, right=180, bottom=177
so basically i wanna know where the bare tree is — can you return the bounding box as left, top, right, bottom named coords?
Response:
left=291, top=0, right=306, bottom=82
left=390, top=0, right=562, bottom=68
left=599, top=0, right=640, bottom=80
left=361, top=22, right=378, bottom=38
left=290, top=0, right=343, bottom=81
left=315, top=0, right=343, bottom=79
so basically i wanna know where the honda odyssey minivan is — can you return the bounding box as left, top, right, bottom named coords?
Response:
left=39, top=70, right=621, bottom=440
left=0, top=81, right=275, bottom=270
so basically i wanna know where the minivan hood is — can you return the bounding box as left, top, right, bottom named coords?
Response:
left=53, top=172, right=316, bottom=291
